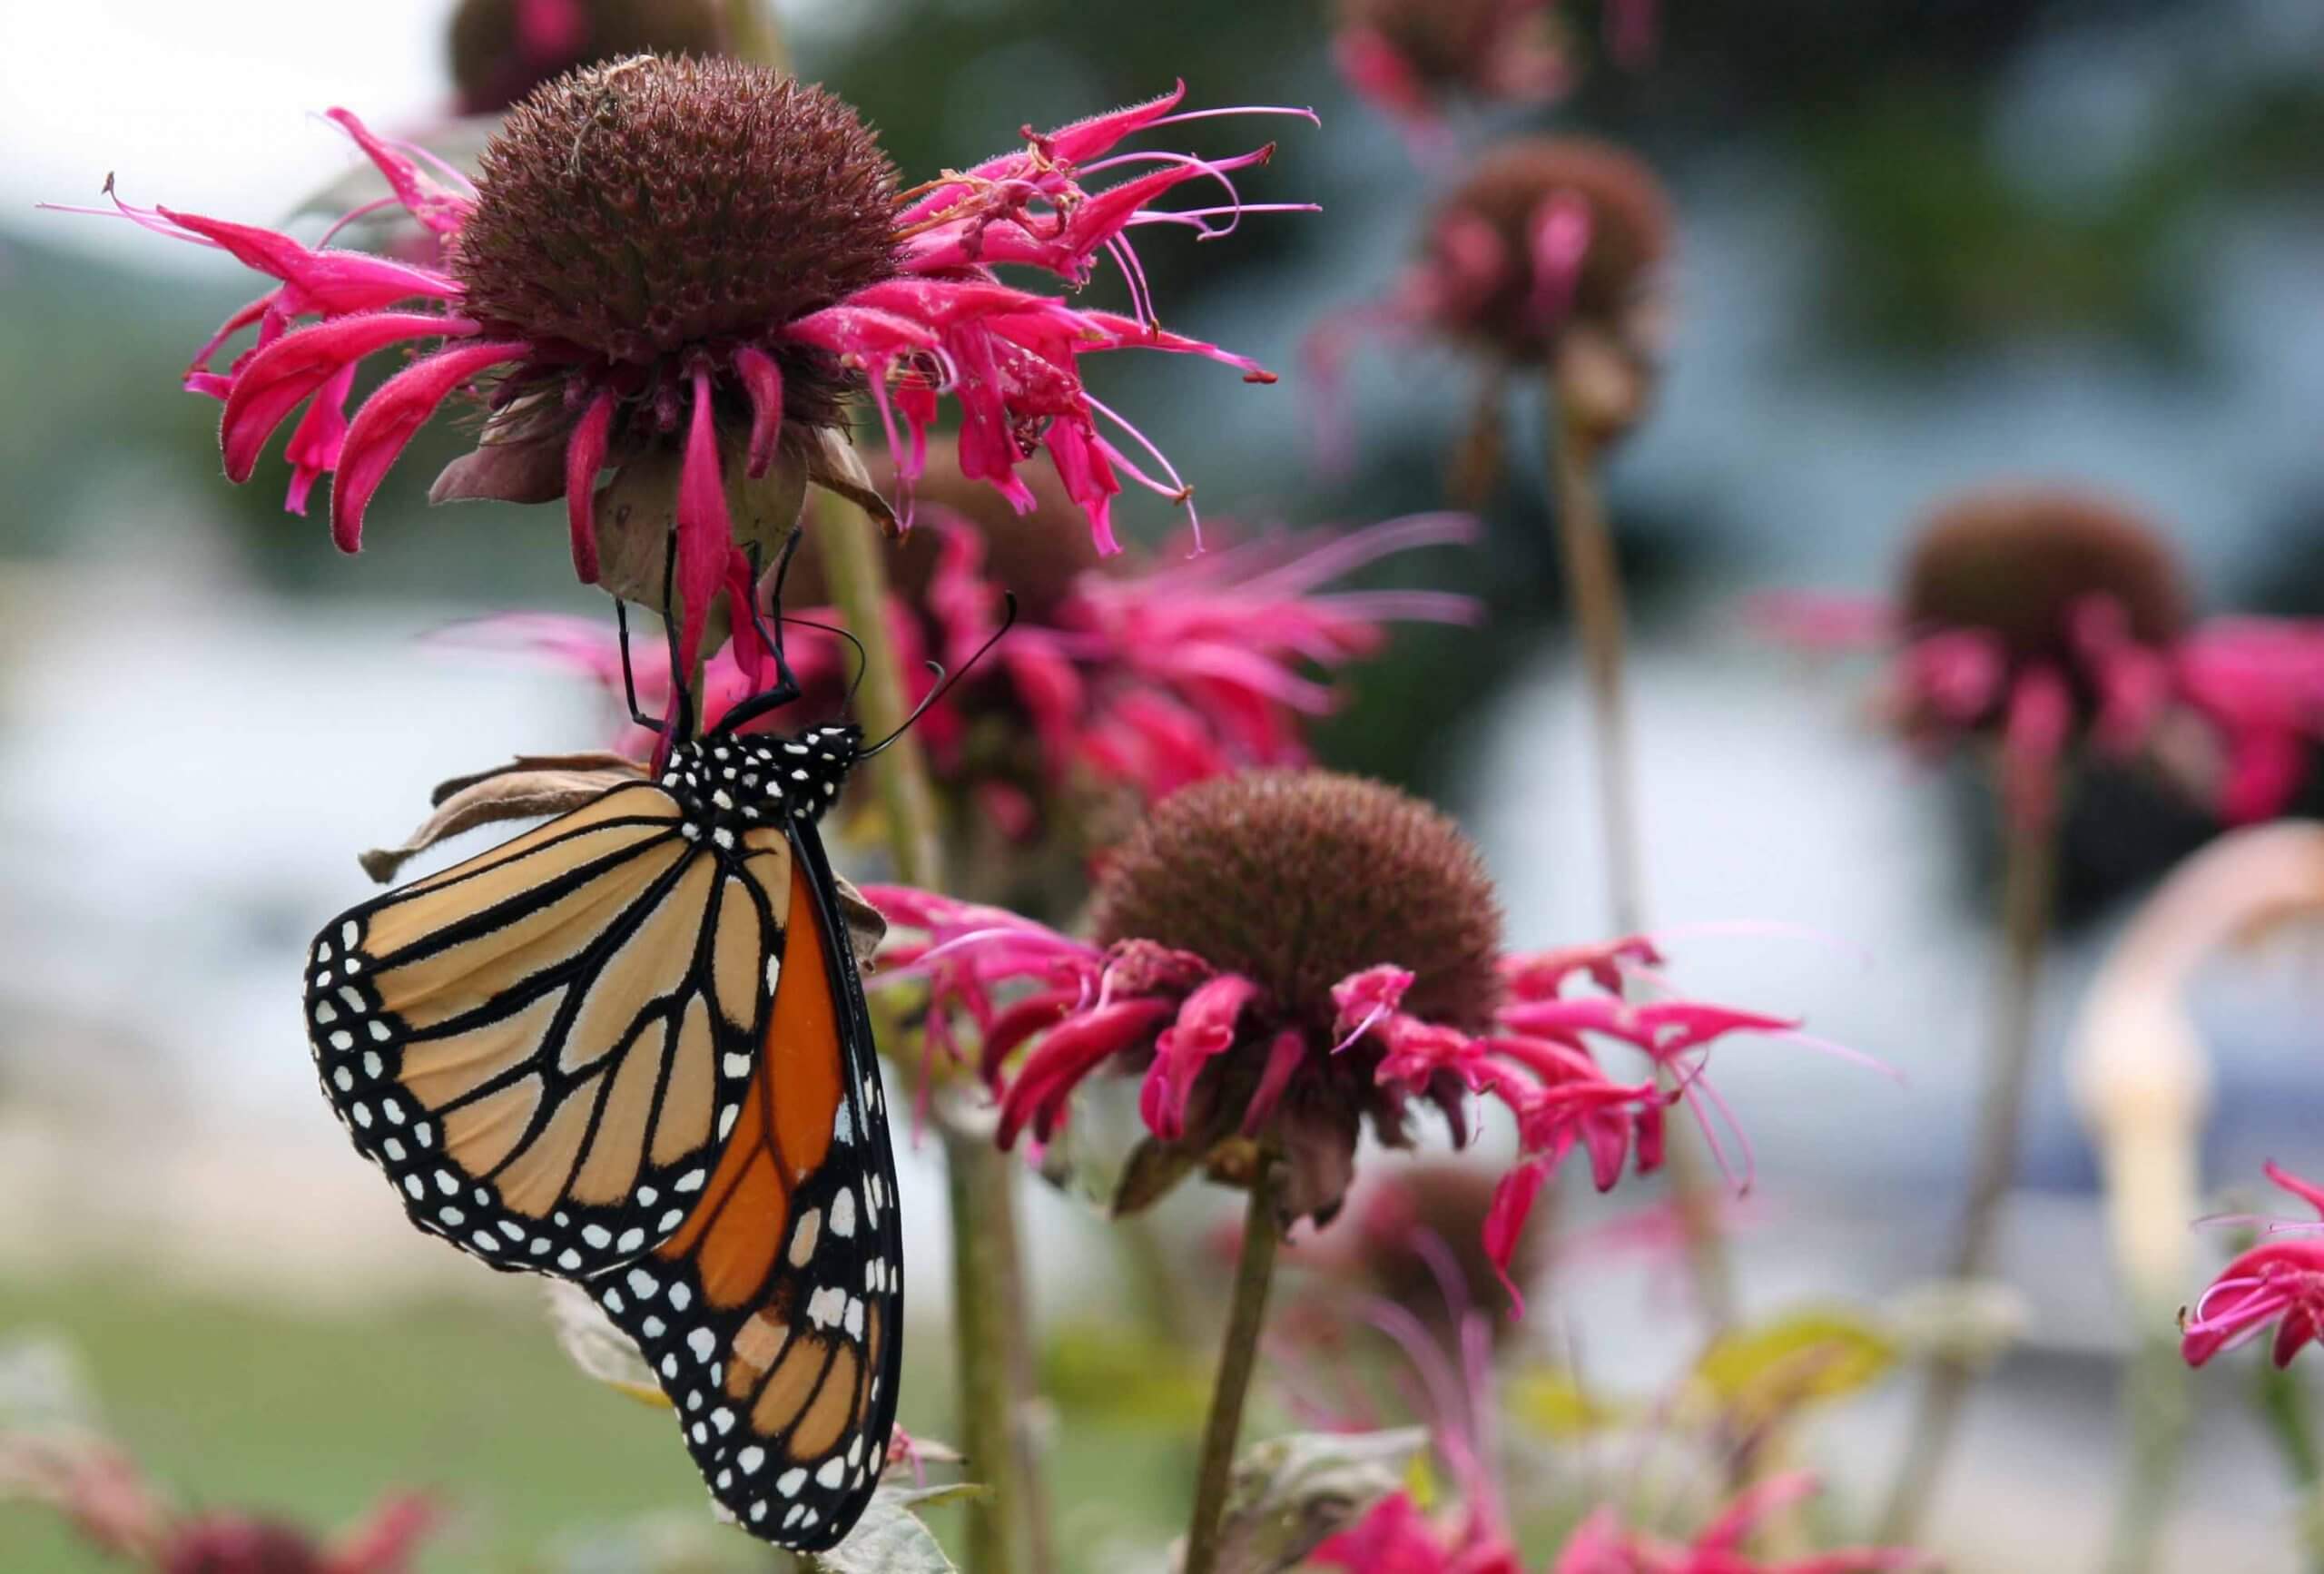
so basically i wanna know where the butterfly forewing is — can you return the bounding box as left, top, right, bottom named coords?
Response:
left=301, top=726, right=901, bottom=1551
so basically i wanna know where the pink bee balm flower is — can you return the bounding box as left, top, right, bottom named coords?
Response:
left=1551, top=1475, right=1927, bottom=1574
left=1333, top=0, right=1568, bottom=141
left=71, top=62, right=1309, bottom=701
left=868, top=770, right=1797, bottom=1288
left=1759, top=486, right=2324, bottom=831
left=2181, top=1161, right=2324, bottom=1369
left=471, top=501, right=1480, bottom=829
left=1313, top=136, right=1674, bottom=479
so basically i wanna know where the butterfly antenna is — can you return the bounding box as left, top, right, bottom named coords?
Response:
left=860, top=594, right=1017, bottom=758
left=780, top=614, right=871, bottom=703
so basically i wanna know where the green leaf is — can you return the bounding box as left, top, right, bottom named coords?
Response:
left=803, top=1482, right=987, bottom=1574
left=1505, top=1366, right=1629, bottom=1437
left=1690, top=1307, right=1900, bottom=1431
left=1198, top=1426, right=1429, bottom=1574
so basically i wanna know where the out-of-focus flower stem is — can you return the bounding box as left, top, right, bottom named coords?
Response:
left=1547, top=389, right=1736, bottom=1335
left=1182, top=1154, right=1287, bottom=1574
left=724, top=0, right=790, bottom=73
left=809, top=491, right=1035, bottom=1574
left=2102, top=1330, right=2193, bottom=1574
left=1880, top=794, right=2060, bottom=1540
left=2255, top=1360, right=2324, bottom=1574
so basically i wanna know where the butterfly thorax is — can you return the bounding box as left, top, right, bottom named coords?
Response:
left=658, top=724, right=861, bottom=840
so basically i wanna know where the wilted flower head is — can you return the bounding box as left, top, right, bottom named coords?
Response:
left=447, top=0, right=730, bottom=115
left=871, top=769, right=1796, bottom=1281
left=2181, top=1161, right=2324, bottom=1370
left=1333, top=0, right=1566, bottom=134
left=476, top=508, right=1479, bottom=850
left=1314, top=136, right=1674, bottom=477
left=1761, top=486, right=2324, bottom=829
left=74, top=65, right=1306, bottom=706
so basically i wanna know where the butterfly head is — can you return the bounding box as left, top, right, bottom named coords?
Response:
left=659, top=723, right=862, bottom=833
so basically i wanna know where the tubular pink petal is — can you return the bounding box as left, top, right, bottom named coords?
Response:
left=330, top=339, right=527, bottom=552
left=673, top=368, right=734, bottom=678
left=997, top=999, right=1177, bottom=1148
left=159, top=207, right=458, bottom=311
left=324, top=108, right=476, bottom=235
left=222, top=312, right=479, bottom=485
left=734, top=346, right=786, bottom=478
left=1240, top=1030, right=1308, bottom=1136
left=1042, top=82, right=1190, bottom=165
left=1482, top=1163, right=1551, bottom=1317
left=1141, top=973, right=1262, bottom=1140
left=2000, top=664, right=2073, bottom=831
left=281, top=364, right=357, bottom=516
left=1525, top=192, right=1593, bottom=333
left=564, top=388, right=615, bottom=584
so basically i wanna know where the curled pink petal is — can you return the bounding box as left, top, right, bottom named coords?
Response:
left=331, top=339, right=527, bottom=551
left=734, top=346, right=786, bottom=479
left=222, top=312, right=478, bottom=485
left=564, top=388, right=615, bottom=584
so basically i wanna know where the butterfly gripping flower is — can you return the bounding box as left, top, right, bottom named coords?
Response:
left=2181, top=1161, right=2324, bottom=1370
left=872, top=770, right=1797, bottom=1296
left=1762, top=487, right=2324, bottom=830
left=80, top=63, right=1305, bottom=694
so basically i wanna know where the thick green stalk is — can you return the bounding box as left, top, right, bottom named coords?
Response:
left=810, top=493, right=1029, bottom=1573
left=1182, top=1157, right=1286, bottom=1574
left=1880, top=794, right=2060, bottom=1540
left=1546, top=392, right=1736, bottom=1333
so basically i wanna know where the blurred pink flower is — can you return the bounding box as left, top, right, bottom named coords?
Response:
left=1333, top=0, right=1568, bottom=143
left=2181, top=1161, right=2324, bottom=1369
left=868, top=772, right=1797, bottom=1282
left=447, top=0, right=729, bottom=116
left=65, top=65, right=1307, bottom=693
left=1550, top=1476, right=1925, bottom=1574
left=1759, top=487, right=2324, bottom=831
left=474, top=510, right=1478, bottom=815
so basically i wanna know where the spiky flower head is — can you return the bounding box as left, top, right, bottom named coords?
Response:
left=871, top=773, right=1801, bottom=1254
left=81, top=74, right=1307, bottom=752
left=458, top=59, right=895, bottom=423
left=448, top=0, right=729, bottom=116
left=1763, top=481, right=2324, bottom=830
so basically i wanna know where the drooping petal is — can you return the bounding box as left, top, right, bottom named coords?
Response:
left=281, top=363, right=357, bottom=516
left=1483, top=1161, right=1552, bottom=1316
left=1140, top=973, right=1262, bottom=1140
left=222, top=311, right=478, bottom=484
left=330, top=339, right=527, bottom=551
left=733, top=346, right=786, bottom=479
left=564, top=388, right=615, bottom=583
left=672, top=367, right=734, bottom=679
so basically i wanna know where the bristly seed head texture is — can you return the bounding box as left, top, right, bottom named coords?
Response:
left=1094, top=771, right=1505, bottom=1036
left=1437, top=135, right=1671, bottom=360
left=457, top=56, right=898, bottom=418
left=1901, top=486, right=2190, bottom=665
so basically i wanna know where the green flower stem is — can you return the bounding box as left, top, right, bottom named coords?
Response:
left=1879, top=791, right=2060, bottom=1541
left=1546, top=391, right=1736, bottom=1335
left=2255, top=1360, right=2324, bottom=1574
left=809, top=492, right=1030, bottom=1573
left=2102, top=1327, right=2194, bottom=1574
left=1182, top=1156, right=1287, bottom=1574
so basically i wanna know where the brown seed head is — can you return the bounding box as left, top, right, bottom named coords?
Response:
left=1900, top=487, right=2190, bottom=668
left=448, top=0, right=728, bottom=116
left=1340, top=0, right=1541, bottom=94
left=1433, top=136, right=1672, bottom=363
left=1093, top=771, right=1505, bottom=1038
left=456, top=56, right=898, bottom=421
left=162, top=1519, right=324, bottom=1574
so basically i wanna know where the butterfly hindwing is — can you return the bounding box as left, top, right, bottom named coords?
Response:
left=589, top=816, right=902, bottom=1549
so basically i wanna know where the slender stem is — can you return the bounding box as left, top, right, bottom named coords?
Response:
left=809, top=493, right=1029, bottom=1572
left=1182, top=1157, right=1286, bottom=1574
left=1546, top=386, right=1736, bottom=1333
left=1879, top=792, right=2060, bottom=1540
left=2254, top=1360, right=2324, bottom=1574
left=2102, top=1328, right=2193, bottom=1574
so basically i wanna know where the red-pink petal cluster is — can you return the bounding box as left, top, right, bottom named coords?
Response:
left=1550, top=1475, right=1925, bottom=1574
left=2182, top=1161, right=2324, bottom=1369
left=466, top=511, right=1478, bottom=810
left=867, top=889, right=1791, bottom=1298
left=1758, top=590, right=2324, bottom=831
left=71, top=80, right=1307, bottom=697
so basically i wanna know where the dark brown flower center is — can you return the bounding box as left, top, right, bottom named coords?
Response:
left=448, top=0, right=728, bottom=115
left=1433, top=136, right=1672, bottom=360
left=1900, top=487, right=2189, bottom=667
left=455, top=55, right=898, bottom=404
left=1340, top=0, right=1527, bottom=89
left=1093, top=770, right=1504, bottom=1037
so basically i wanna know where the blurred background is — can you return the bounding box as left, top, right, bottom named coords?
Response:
left=4, top=0, right=2323, bottom=1569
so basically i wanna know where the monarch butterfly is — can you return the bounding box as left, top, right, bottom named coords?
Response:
left=301, top=538, right=966, bottom=1550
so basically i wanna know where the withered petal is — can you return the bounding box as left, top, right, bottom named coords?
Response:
left=359, top=755, right=645, bottom=883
